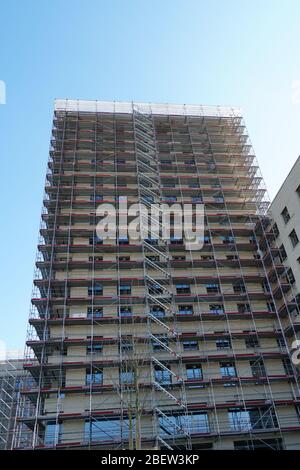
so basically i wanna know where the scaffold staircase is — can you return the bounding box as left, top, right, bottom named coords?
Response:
left=133, top=108, right=191, bottom=450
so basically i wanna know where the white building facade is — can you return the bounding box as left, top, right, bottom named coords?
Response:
left=270, top=156, right=300, bottom=296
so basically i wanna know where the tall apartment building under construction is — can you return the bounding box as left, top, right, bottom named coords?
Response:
left=12, top=100, right=300, bottom=450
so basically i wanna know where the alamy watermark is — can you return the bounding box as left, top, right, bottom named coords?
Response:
left=95, top=198, right=205, bottom=251
left=291, top=339, right=300, bottom=366
left=0, top=80, right=6, bottom=104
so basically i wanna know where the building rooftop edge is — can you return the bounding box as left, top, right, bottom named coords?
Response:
left=54, top=99, right=242, bottom=117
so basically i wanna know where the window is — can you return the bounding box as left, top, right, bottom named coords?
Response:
left=207, top=163, right=215, bottom=172
left=228, top=409, right=252, bottom=432
left=245, top=337, right=259, bottom=348
left=222, top=235, right=235, bottom=244
left=118, top=255, right=130, bottom=262
left=206, top=283, right=220, bottom=293
left=279, top=244, right=287, bottom=261
left=140, top=178, right=152, bottom=187
left=150, top=306, right=165, bottom=317
left=87, top=307, right=103, bottom=318
left=170, top=236, right=183, bottom=245
left=118, top=237, right=129, bottom=245
left=119, top=307, right=132, bottom=317
left=90, top=194, right=103, bottom=202
left=216, top=339, right=231, bottom=349
left=281, top=206, right=290, bottom=224
left=142, top=195, right=154, bottom=204
left=89, top=235, right=103, bottom=245
left=178, top=305, right=193, bottom=315
left=209, top=304, right=224, bottom=315
left=256, top=407, right=279, bottom=429
left=164, top=196, right=177, bottom=202
left=116, top=195, right=127, bottom=202
left=186, top=364, right=202, bottom=380
left=119, top=285, right=131, bottom=295
left=272, top=223, right=279, bottom=238
left=88, top=283, right=103, bottom=296
left=286, top=268, right=295, bottom=284
left=201, top=255, right=214, bottom=260
left=233, top=281, right=246, bottom=293
left=277, top=337, right=286, bottom=349
left=44, top=421, right=62, bottom=445
left=173, top=255, right=186, bottom=261
left=152, top=334, right=169, bottom=352
left=87, top=343, right=103, bottom=355
left=220, top=362, right=236, bottom=378
left=226, top=255, right=238, bottom=261
left=149, top=282, right=163, bottom=295
left=237, top=303, right=251, bottom=313
left=119, top=368, right=135, bottom=384
left=250, top=359, right=266, bottom=377
left=154, top=365, right=172, bottom=384
left=267, top=301, right=276, bottom=313
left=95, top=235, right=103, bottom=245
left=86, top=367, right=103, bottom=385
left=289, top=229, right=299, bottom=247
left=159, top=412, right=209, bottom=437
left=85, top=418, right=133, bottom=442
left=146, top=255, right=160, bottom=262
left=183, top=340, right=198, bottom=351
left=120, top=338, right=134, bottom=355
left=89, top=256, right=103, bottom=262
left=228, top=407, right=278, bottom=432
left=192, top=196, right=203, bottom=203
left=189, top=412, right=210, bottom=434
left=176, top=284, right=191, bottom=294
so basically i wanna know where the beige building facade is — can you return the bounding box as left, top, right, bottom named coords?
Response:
left=12, top=100, right=300, bottom=450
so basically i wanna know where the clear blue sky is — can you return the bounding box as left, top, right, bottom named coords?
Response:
left=1, top=0, right=300, bottom=353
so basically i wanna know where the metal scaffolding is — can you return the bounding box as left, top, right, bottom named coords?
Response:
left=10, top=100, right=300, bottom=450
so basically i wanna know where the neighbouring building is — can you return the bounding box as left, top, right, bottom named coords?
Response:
left=12, top=100, right=300, bottom=450
left=0, top=358, right=28, bottom=449
left=270, top=156, right=300, bottom=297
